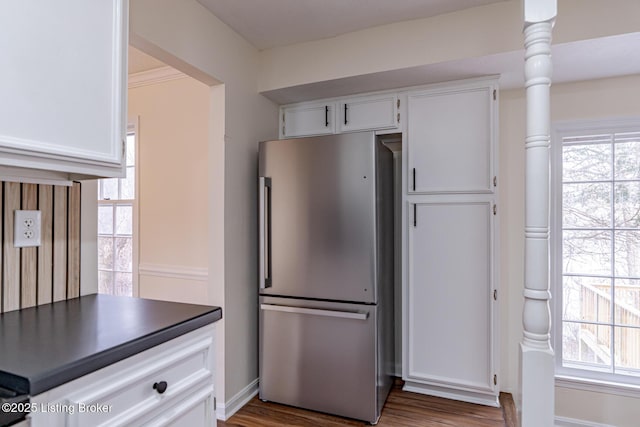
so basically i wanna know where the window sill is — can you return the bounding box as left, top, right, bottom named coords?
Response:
left=556, top=375, right=640, bottom=399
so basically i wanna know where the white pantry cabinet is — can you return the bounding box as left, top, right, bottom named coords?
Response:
left=0, top=1, right=128, bottom=182
left=279, top=91, right=399, bottom=139
left=29, top=325, right=215, bottom=427
left=402, top=78, right=499, bottom=407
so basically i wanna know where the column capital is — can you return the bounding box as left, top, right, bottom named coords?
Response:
left=523, top=0, right=557, bottom=25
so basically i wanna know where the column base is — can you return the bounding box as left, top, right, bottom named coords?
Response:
left=519, top=343, right=555, bottom=427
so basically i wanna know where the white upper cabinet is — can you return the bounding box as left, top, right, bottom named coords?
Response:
left=281, top=101, right=335, bottom=138
left=279, top=91, right=400, bottom=139
left=0, top=1, right=128, bottom=182
left=337, top=93, right=399, bottom=133
left=407, top=81, right=496, bottom=194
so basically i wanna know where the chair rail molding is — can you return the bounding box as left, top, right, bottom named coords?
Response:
left=138, top=263, right=208, bottom=281
left=520, top=1, right=557, bottom=426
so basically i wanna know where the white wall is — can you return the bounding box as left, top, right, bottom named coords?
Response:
left=128, top=76, right=210, bottom=303
left=500, top=74, right=640, bottom=427
left=129, top=0, right=279, bottom=416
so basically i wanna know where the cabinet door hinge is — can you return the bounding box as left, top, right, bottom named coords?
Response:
left=493, top=289, right=498, bottom=301
left=397, top=98, right=400, bottom=108
left=494, top=374, right=497, bottom=386
left=493, top=89, right=497, bottom=101
left=493, top=204, right=497, bottom=215
left=397, top=112, right=400, bottom=123
left=493, top=176, right=497, bottom=187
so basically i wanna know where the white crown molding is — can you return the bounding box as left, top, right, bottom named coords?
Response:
left=128, top=66, right=187, bottom=89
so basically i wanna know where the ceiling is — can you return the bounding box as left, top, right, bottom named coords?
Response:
left=196, top=0, right=508, bottom=50
left=130, top=2, right=640, bottom=104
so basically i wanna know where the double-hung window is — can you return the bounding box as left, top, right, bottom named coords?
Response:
left=552, top=118, right=640, bottom=387
left=97, top=127, right=137, bottom=296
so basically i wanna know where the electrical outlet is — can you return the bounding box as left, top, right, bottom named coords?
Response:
left=14, top=210, right=41, bottom=248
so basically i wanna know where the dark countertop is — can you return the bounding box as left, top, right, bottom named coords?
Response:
left=0, top=294, right=222, bottom=395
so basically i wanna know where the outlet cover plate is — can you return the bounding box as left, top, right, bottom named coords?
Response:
left=14, top=210, right=41, bottom=248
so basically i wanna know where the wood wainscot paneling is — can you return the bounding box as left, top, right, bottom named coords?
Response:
left=0, top=182, right=81, bottom=313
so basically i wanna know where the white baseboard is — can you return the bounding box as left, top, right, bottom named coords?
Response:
left=403, top=380, right=500, bottom=407
left=394, top=362, right=402, bottom=377
left=555, top=416, right=616, bottom=427
left=216, top=378, right=259, bottom=421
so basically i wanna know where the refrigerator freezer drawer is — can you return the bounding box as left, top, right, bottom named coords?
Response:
left=259, top=298, right=378, bottom=423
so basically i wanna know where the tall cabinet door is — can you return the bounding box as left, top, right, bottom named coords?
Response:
left=406, top=200, right=497, bottom=403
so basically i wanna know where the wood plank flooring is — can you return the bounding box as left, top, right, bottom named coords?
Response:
left=219, top=383, right=508, bottom=427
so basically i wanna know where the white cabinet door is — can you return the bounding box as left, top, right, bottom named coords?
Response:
left=405, top=199, right=497, bottom=405
left=0, top=1, right=127, bottom=181
left=281, top=102, right=335, bottom=138
left=407, top=83, right=496, bottom=194
left=337, top=93, right=398, bottom=133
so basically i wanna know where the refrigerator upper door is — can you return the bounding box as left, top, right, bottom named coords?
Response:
left=259, top=132, right=377, bottom=303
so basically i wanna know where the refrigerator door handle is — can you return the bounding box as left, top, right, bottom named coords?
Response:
left=260, top=304, right=369, bottom=320
left=259, top=177, right=272, bottom=288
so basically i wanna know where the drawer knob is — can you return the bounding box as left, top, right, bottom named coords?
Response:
left=153, top=381, right=168, bottom=394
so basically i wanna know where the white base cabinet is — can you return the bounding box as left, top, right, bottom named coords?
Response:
left=29, top=325, right=215, bottom=427
left=0, top=1, right=128, bottom=182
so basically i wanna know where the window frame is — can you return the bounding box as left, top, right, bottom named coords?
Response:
left=551, top=116, right=640, bottom=394
left=97, top=120, right=139, bottom=297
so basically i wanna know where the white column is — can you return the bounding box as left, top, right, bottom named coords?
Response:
left=520, top=1, right=557, bottom=426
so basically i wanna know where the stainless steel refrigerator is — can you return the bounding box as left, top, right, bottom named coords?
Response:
left=258, top=131, right=395, bottom=424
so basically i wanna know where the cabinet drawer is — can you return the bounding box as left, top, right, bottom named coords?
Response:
left=66, top=333, right=213, bottom=427
left=29, top=325, right=215, bottom=427
left=141, top=386, right=213, bottom=427
left=337, top=93, right=398, bottom=133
